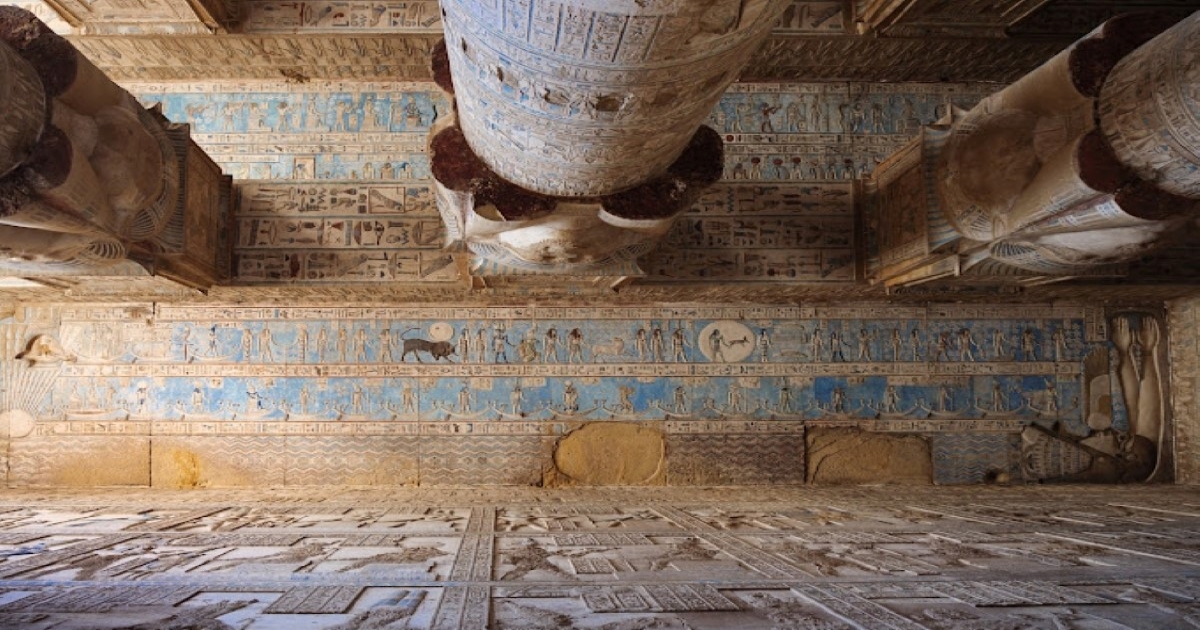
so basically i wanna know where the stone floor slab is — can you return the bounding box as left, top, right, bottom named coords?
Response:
left=0, top=485, right=1195, bottom=628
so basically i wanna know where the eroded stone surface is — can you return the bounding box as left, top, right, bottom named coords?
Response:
left=552, top=422, right=665, bottom=486
left=806, top=427, right=932, bottom=485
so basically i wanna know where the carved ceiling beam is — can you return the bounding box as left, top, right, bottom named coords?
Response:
left=69, top=34, right=442, bottom=82
left=855, top=0, right=1057, bottom=37
left=854, top=0, right=920, bottom=33
left=1010, top=1, right=1200, bottom=37
left=65, top=32, right=1073, bottom=83
left=743, top=35, right=1068, bottom=82
left=31, top=0, right=231, bottom=34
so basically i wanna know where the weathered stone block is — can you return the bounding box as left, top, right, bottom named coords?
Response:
left=806, top=427, right=932, bottom=485
left=9, top=435, right=149, bottom=486
left=284, top=436, right=418, bottom=486
left=551, top=422, right=665, bottom=486
left=151, top=436, right=285, bottom=488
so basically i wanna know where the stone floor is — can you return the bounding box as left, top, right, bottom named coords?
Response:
left=0, top=486, right=1197, bottom=628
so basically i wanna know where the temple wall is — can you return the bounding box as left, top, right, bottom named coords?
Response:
left=0, top=301, right=1171, bottom=487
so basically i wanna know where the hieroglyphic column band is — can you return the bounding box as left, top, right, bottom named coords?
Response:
left=0, top=41, right=46, bottom=177
left=1100, top=11, right=1200, bottom=199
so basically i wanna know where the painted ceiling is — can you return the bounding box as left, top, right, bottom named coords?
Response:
left=3, top=0, right=1200, bottom=304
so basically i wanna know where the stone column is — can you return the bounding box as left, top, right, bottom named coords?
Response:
left=0, top=7, right=230, bottom=285
left=0, top=39, right=45, bottom=178
left=440, top=0, right=785, bottom=197
left=433, top=1, right=783, bottom=284
left=990, top=11, right=1200, bottom=275
left=870, top=11, right=1200, bottom=286
left=1100, top=11, right=1200, bottom=200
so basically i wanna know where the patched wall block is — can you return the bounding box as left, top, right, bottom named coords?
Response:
left=551, top=422, right=665, bottom=486
left=806, top=427, right=932, bottom=485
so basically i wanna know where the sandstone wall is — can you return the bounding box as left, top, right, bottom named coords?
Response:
left=1168, top=296, right=1199, bottom=484
left=0, top=301, right=1169, bottom=487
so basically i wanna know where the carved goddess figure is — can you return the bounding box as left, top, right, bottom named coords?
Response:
left=260, top=327, right=275, bottom=363
left=635, top=329, right=648, bottom=362
left=543, top=327, right=560, bottom=363
left=402, top=383, right=416, bottom=413
left=517, top=332, right=539, bottom=363
left=757, top=328, right=772, bottom=362
left=567, top=328, right=584, bottom=364
left=510, top=384, right=523, bottom=414
left=830, top=386, right=845, bottom=413
left=665, top=328, right=680, bottom=362
left=856, top=327, right=872, bottom=361
left=457, top=327, right=470, bottom=362
left=474, top=327, right=487, bottom=363
left=563, top=381, right=579, bottom=412
left=672, top=386, right=688, bottom=414
left=295, top=326, right=309, bottom=363
left=882, top=385, right=899, bottom=413
left=708, top=328, right=727, bottom=362
left=1113, top=316, right=1165, bottom=479
left=991, top=327, right=1009, bottom=360
left=810, top=327, right=824, bottom=362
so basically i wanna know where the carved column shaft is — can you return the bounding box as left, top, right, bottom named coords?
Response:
left=0, top=40, right=45, bottom=178
left=1100, top=11, right=1200, bottom=199
left=431, top=1, right=771, bottom=283
left=441, top=0, right=785, bottom=197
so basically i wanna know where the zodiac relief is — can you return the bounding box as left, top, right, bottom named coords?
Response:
left=35, top=308, right=1170, bottom=488
left=589, top=337, right=625, bottom=362
left=698, top=321, right=755, bottom=363
left=400, top=327, right=456, bottom=362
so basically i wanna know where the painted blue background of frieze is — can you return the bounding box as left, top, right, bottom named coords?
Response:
left=47, top=311, right=1113, bottom=439
left=145, top=91, right=449, bottom=135
left=134, top=82, right=995, bottom=182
